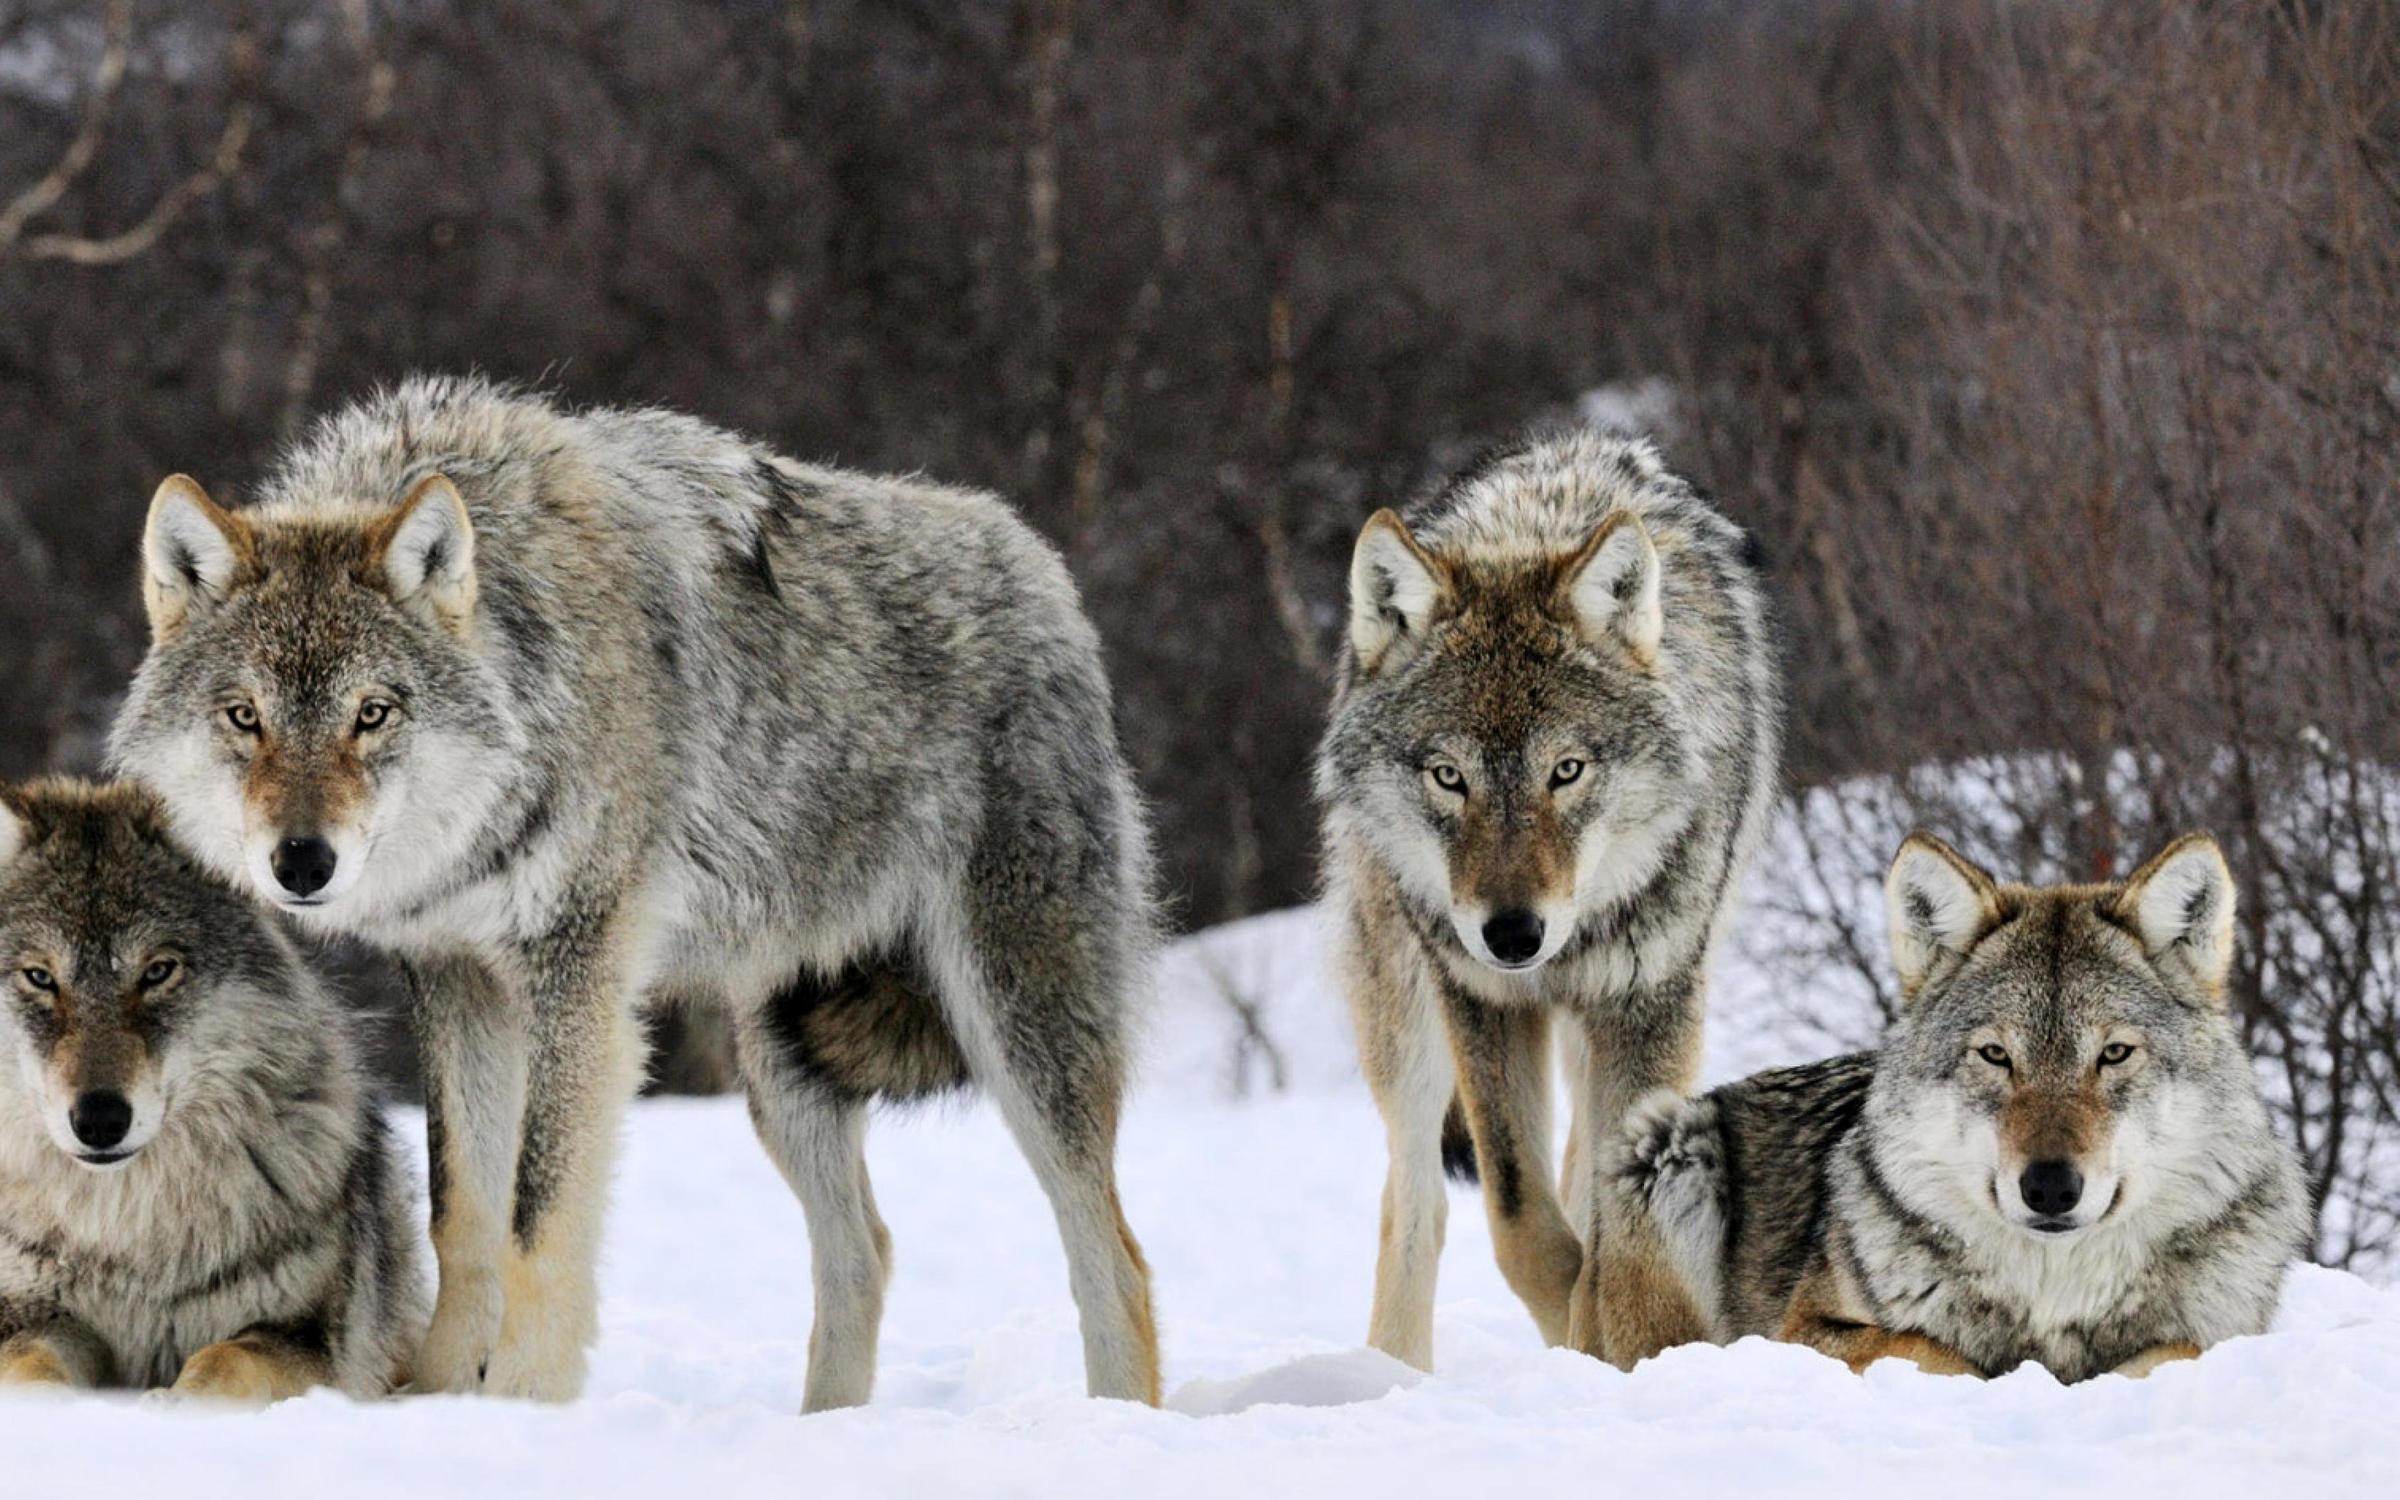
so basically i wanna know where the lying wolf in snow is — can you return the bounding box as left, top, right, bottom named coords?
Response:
left=0, top=778, right=424, bottom=1401
left=1597, top=832, right=2307, bottom=1381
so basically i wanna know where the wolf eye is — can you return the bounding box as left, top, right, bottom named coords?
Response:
left=225, top=703, right=261, bottom=734
left=354, top=700, right=395, bottom=733
left=1551, top=758, right=1585, bottom=788
left=1976, top=1044, right=2012, bottom=1070
left=2098, top=1042, right=2136, bottom=1068
left=138, top=958, right=179, bottom=990
left=19, top=967, right=55, bottom=993
left=1428, top=764, right=1467, bottom=795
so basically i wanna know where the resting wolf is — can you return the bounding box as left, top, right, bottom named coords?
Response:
left=1315, top=431, right=1781, bottom=1369
left=1599, top=833, right=2307, bottom=1381
left=111, top=377, right=1160, bottom=1407
left=0, top=778, right=423, bottom=1400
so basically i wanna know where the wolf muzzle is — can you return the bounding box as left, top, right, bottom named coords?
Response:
left=270, top=835, right=340, bottom=899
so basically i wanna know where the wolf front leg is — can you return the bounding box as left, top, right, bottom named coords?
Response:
left=171, top=1327, right=334, bottom=1405
left=1340, top=903, right=1456, bottom=1372
left=407, top=952, right=529, bottom=1395
left=1565, top=981, right=1709, bottom=1367
left=1777, top=1265, right=1980, bottom=1377
left=1444, top=991, right=1582, bottom=1347
left=0, top=1314, right=112, bottom=1389
left=479, top=904, right=646, bottom=1402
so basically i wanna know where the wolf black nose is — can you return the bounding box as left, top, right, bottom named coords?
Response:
left=271, top=836, right=338, bottom=898
left=70, top=1090, right=133, bottom=1150
left=2020, top=1159, right=2084, bottom=1216
left=1482, top=909, right=1546, bottom=965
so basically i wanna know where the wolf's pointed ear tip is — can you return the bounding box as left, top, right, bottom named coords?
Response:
left=2137, top=833, right=2231, bottom=882
left=148, top=473, right=209, bottom=518
left=401, top=471, right=469, bottom=514
left=0, top=786, right=24, bottom=864
left=1355, top=507, right=1408, bottom=547
left=1888, top=830, right=1951, bottom=870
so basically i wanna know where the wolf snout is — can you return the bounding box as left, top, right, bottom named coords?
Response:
left=70, top=1089, right=135, bottom=1152
left=2018, top=1159, right=2084, bottom=1221
left=1481, top=909, right=1546, bottom=966
left=270, top=835, right=339, bottom=899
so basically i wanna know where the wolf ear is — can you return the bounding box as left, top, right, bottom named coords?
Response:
left=2115, top=834, right=2237, bottom=1003
left=1886, top=832, right=2003, bottom=1002
left=1556, top=512, right=1662, bottom=667
left=371, top=474, right=478, bottom=636
left=1348, top=510, right=1452, bottom=675
left=0, top=792, right=22, bottom=868
left=142, top=475, right=248, bottom=642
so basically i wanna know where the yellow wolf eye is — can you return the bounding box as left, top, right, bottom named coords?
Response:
left=1551, top=758, right=1585, bottom=788
left=2099, top=1042, right=2136, bottom=1068
left=1976, top=1043, right=2012, bottom=1069
left=225, top=703, right=261, bottom=734
left=1429, top=764, right=1466, bottom=794
left=355, top=700, right=394, bottom=733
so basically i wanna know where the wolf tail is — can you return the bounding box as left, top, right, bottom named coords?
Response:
left=1440, top=1096, right=1479, bottom=1183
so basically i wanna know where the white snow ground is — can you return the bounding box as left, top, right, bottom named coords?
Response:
left=6, top=905, right=2398, bottom=1497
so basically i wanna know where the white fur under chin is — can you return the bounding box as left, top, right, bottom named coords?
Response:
left=1874, top=1086, right=2234, bottom=1337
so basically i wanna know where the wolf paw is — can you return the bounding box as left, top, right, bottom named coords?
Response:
left=168, top=1339, right=319, bottom=1405
left=477, top=1336, right=588, bottom=1404
left=0, top=1344, right=78, bottom=1388
left=2112, top=1342, right=2202, bottom=1379
left=414, top=1271, right=506, bottom=1395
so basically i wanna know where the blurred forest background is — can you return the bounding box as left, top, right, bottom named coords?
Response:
left=1, top=0, right=2396, bottom=1262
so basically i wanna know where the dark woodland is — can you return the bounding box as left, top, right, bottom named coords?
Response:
left=1, top=0, right=2395, bottom=1260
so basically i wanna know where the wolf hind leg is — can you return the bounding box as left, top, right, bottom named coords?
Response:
left=1577, top=1088, right=1725, bottom=1370
left=923, top=887, right=1160, bottom=1406
left=170, top=1328, right=333, bottom=1405
left=735, top=1016, right=892, bottom=1414
left=407, top=952, right=528, bottom=1396
left=0, top=1322, right=112, bottom=1388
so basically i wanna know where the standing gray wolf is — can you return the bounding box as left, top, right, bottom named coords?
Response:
left=1598, top=832, right=2308, bottom=1381
left=1315, top=431, right=1781, bottom=1370
left=0, top=778, right=424, bottom=1400
left=109, top=376, right=1160, bottom=1408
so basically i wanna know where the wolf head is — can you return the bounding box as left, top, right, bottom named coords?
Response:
left=1873, top=831, right=2256, bottom=1241
left=0, top=779, right=316, bottom=1170
left=1320, top=499, right=1689, bottom=974
left=108, top=473, right=522, bottom=923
